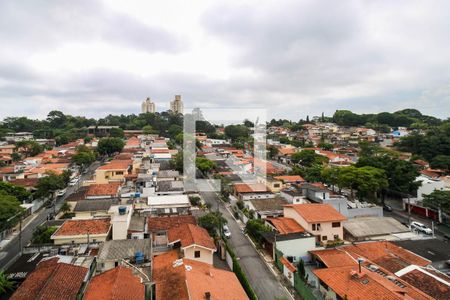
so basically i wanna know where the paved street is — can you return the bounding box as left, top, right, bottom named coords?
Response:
left=201, top=191, right=292, bottom=300
left=0, top=162, right=100, bottom=270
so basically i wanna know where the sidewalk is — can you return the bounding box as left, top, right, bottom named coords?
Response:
left=0, top=210, right=41, bottom=250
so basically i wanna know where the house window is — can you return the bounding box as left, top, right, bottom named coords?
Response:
left=332, top=222, right=341, bottom=228
left=334, top=234, right=339, bottom=240
left=312, top=223, right=321, bottom=231
left=274, top=184, right=280, bottom=188
left=194, top=251, right=201, bottom=258
left=116, top=171, right=124, bottom=175
left=322, top=236, right=327, bottom=241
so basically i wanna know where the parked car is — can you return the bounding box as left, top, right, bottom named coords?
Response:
left=383, top=204, right=393, bottom=212
left=410, top=221, right=432, bottom=235
left=56, top=188, right=67, bottom=197
left=45, top=200, right=54, bottom=209
left=69, top=177, right=79, bottom=186
left=223, top=225, right=231, bottom=238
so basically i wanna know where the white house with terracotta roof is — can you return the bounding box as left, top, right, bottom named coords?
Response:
left=167, top=223, right=216, bottom=265
left=284, top=203, right=347, bottom=245
left=51, top=218, right=111, bottom=245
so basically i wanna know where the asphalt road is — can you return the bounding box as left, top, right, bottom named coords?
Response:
left=201, top=191, right=292, bottom=300
left=0, top=161, right=100, bottom=270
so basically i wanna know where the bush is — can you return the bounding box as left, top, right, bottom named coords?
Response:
left=189, top=196, right=201, bottom=206
left=32, top=226, right=57, bottom=244
left=236, top=200, right=244, bottom=210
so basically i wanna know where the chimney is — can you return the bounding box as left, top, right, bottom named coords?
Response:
left=205, top=292, right=211, bottom=300
left=357, top=257, right=365, bottom=273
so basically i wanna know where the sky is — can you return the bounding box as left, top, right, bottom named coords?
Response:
left=0, top=0, right=449, bottom=120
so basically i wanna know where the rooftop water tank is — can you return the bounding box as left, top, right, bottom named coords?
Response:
left=118, top=206, right=127, bottom=215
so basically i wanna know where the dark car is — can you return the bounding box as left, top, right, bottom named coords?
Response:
left=383, top=204, right=393, bottom=212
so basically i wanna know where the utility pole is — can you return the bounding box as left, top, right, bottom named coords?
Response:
left=407, top=194, right=411, bottom=226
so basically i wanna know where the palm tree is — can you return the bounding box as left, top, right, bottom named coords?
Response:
left=0, top=271, right=15, bottom=295
left=60, top=202, right=71, bottom=215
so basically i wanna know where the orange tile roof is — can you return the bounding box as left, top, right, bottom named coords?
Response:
left=84, top=267, right=145, bottom=300
left=420, top=169, right=440, bottom=179
left=151, top=148, right=169, bottom=154
left=147, top=215, right=197, bottom=231
left=278, top=147, right=296, bottom=156
left=115, top=153, right=134, bottom=160
left=310, top=249, right=358, bottom=268
left=400, top=268, right=450, bottom=299
left=9, top=178, right=39, bottom=188
left=98, top=159, right=132, bottom=170
left=53, top=218, right=111, bottom=236
left=234, top=183, right=268, bottom=193
left=313, top=266, right=432, bottom=300
left=168, top=224, right=216, bottom=250
left=10, top=258, right=88, bottom=300
left=266, top=217, right=305, bottom=234
left=153, top=250, right=247, bottom=300
left=280, top=256, right=297, bottom=273
left=86, top=182, right=121, bottom=196
left=285, top=203, right=347, bottom=223
left=310, top=241, right=431, bottom=273
left=125, top=137, right=140, bottom=147
left=274, top=175, right=305, bottom=183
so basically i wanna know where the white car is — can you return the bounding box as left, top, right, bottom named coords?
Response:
left=56, top=188, right=67, bottom=197
left=223, top=225, right=231, bottom=238
left=69, top=178, right=79, bottom=186
left=410, top=221, right=432, bottom=235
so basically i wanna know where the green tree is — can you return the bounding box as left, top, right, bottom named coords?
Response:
left=224, top=124, right=250, bottom=141
left=291, top=150, right=328, bottom=167
left=245, top=219, right=271, bottom=244
left=422, top=190, right=450, bottom=215
left=109, top=127, right=124, bottom=138
left=32, top=225, right=58, bottom=244
left=0, top=181, right=31, bottom=202
left=72, top=149, right=96, bottom=168
left=430, top=155, right=450, bottom=172
left=196, top=157, right=216, bottom=173
left=97, top=137, right=125, bottom=156
left=0, top=193, right=24, bottom=231
left=35, top=173, right=66, bottom=199
left=171, top=152, right=184, bottom=173
left=267, top=145, right=279, bottom=159
left=11, top=152, right=21, bottom=162
left=318, top=142, right=333, bottom=151
left=0, top=271, right=15, bottom=295
left=60, top=202, right=71, bottom=214
left=47, top=110, right=67, bottom=128
left=198, top=212, right=227, bottom=237
left=16, top=140, right=44, bottom=157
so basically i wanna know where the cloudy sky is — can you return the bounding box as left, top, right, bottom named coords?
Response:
left=1, top=0, right=449, bottom=120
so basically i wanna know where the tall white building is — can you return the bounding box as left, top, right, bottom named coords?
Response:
left=141, top=97, right=156, bottom=113
left=170, top=95, right=184, bottom=114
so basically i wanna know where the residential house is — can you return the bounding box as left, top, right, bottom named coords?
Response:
left=147, top=194, right=191, bottom=216
left=265, top=217, right=316, bottom=263
left=245, top=197, right=288, bottom=219
left=84, top=266, right=145, bottom=300
left=51, top=218, right=111, bottom=245
left=284, top=203, right=347, bottom=245
left=274, top=175, right=306, bottom=186
left=168, top=223, right=216, bottom=265
left=85, top=182, right=121, bottom=199
left=233, top=182, right=273, bottom=201
left=147, top=215, right=196, bottom=249
left=10, top=257, right=90, bottom=300
left=343, top=217, right=412, bottom=242
left=152, top=250, right=247, bottom=300
left=94, top=159, right=132, bottom=184
left=73, top=199, right=113, bottom=219
left=96, top=239, right=151, bottom=273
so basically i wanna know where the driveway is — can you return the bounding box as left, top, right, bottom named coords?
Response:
left=201, top=191, right=292, bottom=300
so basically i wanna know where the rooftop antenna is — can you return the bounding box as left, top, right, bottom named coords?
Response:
left=357, top=257, right=365, bottom=273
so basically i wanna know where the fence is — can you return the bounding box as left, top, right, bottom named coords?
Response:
left=274, top=248, right=284, bottom=272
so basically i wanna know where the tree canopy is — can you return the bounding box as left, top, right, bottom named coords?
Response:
left=97, top=137, right=125, bottom=156
left=422, top=190, right=450, bottom=215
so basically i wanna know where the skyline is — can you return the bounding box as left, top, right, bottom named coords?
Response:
left=1, top=0, right=450, bottom=120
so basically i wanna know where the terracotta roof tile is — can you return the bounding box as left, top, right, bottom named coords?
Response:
left=266, top=217, right=305, bottom=234
left=400, top=268, right=450, bottom=300
left=234, top=183, right=268, bottom=193
left=84, top=267, right=145, bottom=300
left=86, top=182, right=121, bottom=196
left=285, top=203, right=347, bottom=223
left=153, top=250, right=247, bottom=300
left=53, top=218, right=111, bottom=236
left=310, top=249, right=358, bottom=268
left=168, top=224, right=216, bottom=250
left=147, top=215, right=196, bottom=231
left=98, top=160, right=132, bottom=170
left=10, top=258, right=88, bottom=300
left=280, top=256, right=297, bottom=273
left=274, top=175, right=305, bottom=183
left=9, top=178, right=39, bottom=188
left=313, top=266, right=432, bottom=300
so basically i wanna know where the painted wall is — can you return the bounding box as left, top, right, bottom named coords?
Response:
left=183, top=245, right=214, bottom=265
left=276, top=237, right=316, bottom=263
